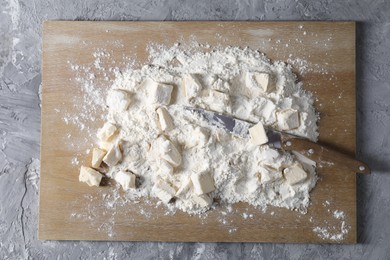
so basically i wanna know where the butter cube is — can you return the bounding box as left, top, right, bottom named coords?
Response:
left=156, top=159, right=174, bottom=180
left=252, top=97, right=277, bottom=124
left=283, top=163, right=308, bottom=185
left=154, top=136, right=182, bottom=167
left=79, top=166, right=103, bottom=187
left=211, top=77, right=230, bottom=93
left=91, top=148, right=106, bottom=168
left=276, top=109, right=300, bottom=130
left=248, top=122, right=269, bottom=146
left=279, top=184, right=296, bottom=200
left=192, top=194, right=212, bottom=208
left=114, top=170, right=136, bottom=190
left=156, top=107, right=174, bottom=131
left=97, top=122, right=117, bottom=141
left=152, top=178, right=176, bottom=204
left=191, top=171, right=215, bottom=195
left=106, top=89, right=131, bottom=112
left=183, top=74, right=202, bottom=99
left=159, top=159, right=174, bottom=174
left=258, top=167, right=283, bottom=184
left=103, top=143, right=122, bottom=167
left=146, top=79, right=173, bottom=105
left=207, top=90, right=230, bottom=113
left=175, top=177, right=192, bottom=199
left=98, top=141, right=112, bottom=151
left=246, top=72, right=274, bottom=93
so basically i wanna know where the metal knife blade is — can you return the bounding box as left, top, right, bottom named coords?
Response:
left=185, top=107, right=282, bottom=149
left=185, top=107, right=371, bottom=174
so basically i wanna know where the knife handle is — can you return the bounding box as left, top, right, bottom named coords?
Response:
left=280, top=135, right=370, bottom=174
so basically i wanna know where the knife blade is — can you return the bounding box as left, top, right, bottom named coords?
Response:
left=185, top=107, right=282, bottom=149
left=185, top=106, right=371, bottom=175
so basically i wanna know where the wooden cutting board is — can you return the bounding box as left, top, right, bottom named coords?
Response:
left=40, top=21, right=357, bottom=243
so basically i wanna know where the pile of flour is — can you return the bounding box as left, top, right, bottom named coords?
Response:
left=88, top=44, right=319, bottom=215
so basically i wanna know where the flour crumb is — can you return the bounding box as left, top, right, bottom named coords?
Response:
left=333, top=210, right=345, bottom=220
left=71, top=157, right=79, bottom=166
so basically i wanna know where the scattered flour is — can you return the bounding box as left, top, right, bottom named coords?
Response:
left=313, top=209, right=350, bottom=242
left=26, top=158, right=40, bottom=192
left=77, top=44, right=319, bottom=215
left=71, top=156, right=80, bottom=166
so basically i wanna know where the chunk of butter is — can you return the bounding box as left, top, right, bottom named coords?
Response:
left=207, top=90, right=231, bottom=114
left=156, top=159, right=174, bottom=180
left=279, top=184, right=296, bottom=200
left=97, top=122, right=117, bottom=141
left=211, top=77, right=230, bottom=93
left=103, top=143, right=122, bottom=167
left=79, top=166, right=103, bottom=187
left=154, top=136, right=182, bottom=167
left=106, top=89, right=131, bottom=112
left=283, top=163, right=308, bottom=185
left=91, top=148, right=106, bottom=168
left=152, top=178, right=176, bottom=204
left=114, top=170, right=136, bottom=190
left=246, top=72, right=274, bottom=93
left=183, top=74, right=202, bottom=99
left=146, top=79, right=173, bottom=105
left=175, top=176, right=192, bottom=199
left=258, top=167, right=283, bottom=185
left=192, top=194, right=212, bottom=208
left=252, top=97, right=277, bottom=124
left=156, top=107, right=174, bottom=131
left=248, top=122, right=269, bottom=146
left=276, top=109, right=300, bottom=130
left=98, top=141, right=113, bottom=151
left=191, top=171, right=215, bottom=195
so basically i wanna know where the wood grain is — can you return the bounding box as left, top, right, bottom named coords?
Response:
left=40, top=21, right=357, bottom=243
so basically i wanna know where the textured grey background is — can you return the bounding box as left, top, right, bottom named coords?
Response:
left=1, top=0, right=389, bottom=259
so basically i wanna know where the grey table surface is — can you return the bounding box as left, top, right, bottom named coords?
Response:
left=1, top=0, right=389, bottom=259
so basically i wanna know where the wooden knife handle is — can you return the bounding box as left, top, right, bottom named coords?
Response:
left=280, top=135, right=371, bottom=174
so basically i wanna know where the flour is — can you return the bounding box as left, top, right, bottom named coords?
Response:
left=26, top=158, right=40, bottom=192
left=80, top=44, right=319, bottom=215
left=313, top=209, right=350, bottom=241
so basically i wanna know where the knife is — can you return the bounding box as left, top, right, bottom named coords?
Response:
left=186, top=107, right=370, bottom=175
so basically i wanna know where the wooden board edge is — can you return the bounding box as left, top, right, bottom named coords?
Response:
left=41, top=20, right=357, bottom=27
left=38, top=21, right=51, bottom=240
